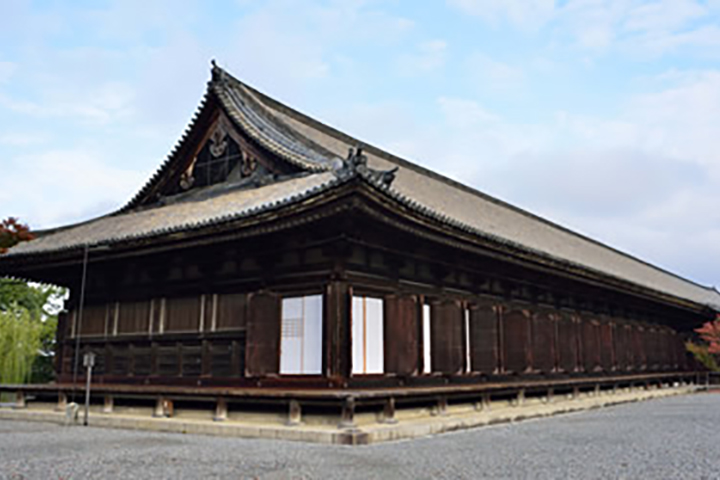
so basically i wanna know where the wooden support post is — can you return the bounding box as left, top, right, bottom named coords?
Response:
left=56, top=392, right=68, bottom=412
left=14, top=391, right=26, bottom=409
left=546, top=388, right=554, bottom=404
left=483, top=393, right=491, bottom=411
left=435, top=396, right=448, bottom=416
left=515, top=389, right=525, bottom=406
left=612, top=383, right=619, bottom=395
left=102, top=395, right=113, bottom=414
left=572, top=386, right=580, bottom=400
left=154, top=397, right=173, bottom=418
left=382, top=397, right=397, bottom=424
left=286, top=400, right=301, bottom=426
left=594, top=384, right=601, bottom=396
left=153, top=397, right=164, bottom=417
left=339, top=397, right=356, bottom=429
left=326, top=281, right=351, bottom=380
left=214, top=397, right=228, bottom=422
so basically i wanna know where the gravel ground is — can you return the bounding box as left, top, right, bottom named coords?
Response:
left=1, top=392, right=719, bottom=480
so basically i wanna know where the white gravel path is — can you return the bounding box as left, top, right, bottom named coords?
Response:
left=1, top=392, right=719, bottom=479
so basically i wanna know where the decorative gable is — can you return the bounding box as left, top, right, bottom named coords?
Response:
left=178, top=120, right=256, bottom=191
left=151, top=109, right=304, bottom=204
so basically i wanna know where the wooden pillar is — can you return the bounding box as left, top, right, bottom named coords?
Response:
left=153, top=397, right=173, bottom=418
left=339, top=397, right=356, bottom=429
left=326, top=281, right=351, bottom=381
left=514, top=388, right=525, bottom=407
left=546, top=388, right=554, bottom=404
left=103, top=395, right=114, bottom=414
left=474, top=392, right=492, bottom=411
left=214, top=397, right=228, bottom=422
left=56, top=392, right=68, bottom=411
left=14, top=391, right=26, bottom=409
left=572, top=386, right=580, bottom=400
left=382, top=397, right=397, bottom=424
left=435, top=396, right=448, bottom=416
left=287, top=400, right=301, bottom=426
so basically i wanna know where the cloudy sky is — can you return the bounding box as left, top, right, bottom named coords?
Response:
left=1, top=0, right=719, bottom=288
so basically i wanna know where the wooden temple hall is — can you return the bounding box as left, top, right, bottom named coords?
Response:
left=1, top=63, right=718, bottom=432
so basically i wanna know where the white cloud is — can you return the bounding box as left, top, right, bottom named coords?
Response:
left=0, top=149, right=149, bottom=228
left=0, top=61, right=16, bottom=83
left=0, top=132, right=50, bottom=147
left=465, top=53, right=524, bottom=91
left=450, top=0, right=720, bottom=56
left=397, top=40, right=448, bottom=75
left=447, top=0, right=555, bottom=30
left=0, top=81, right=135, bottom=124
left=438, top=96, right=499, bottom=127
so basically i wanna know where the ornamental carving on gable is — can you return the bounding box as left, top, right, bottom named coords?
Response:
left=209, top=124, right=229, bottom=157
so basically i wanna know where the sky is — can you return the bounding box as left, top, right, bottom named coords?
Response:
left=0, top=0, right=719, bottom=288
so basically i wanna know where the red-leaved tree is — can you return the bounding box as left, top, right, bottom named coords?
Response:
left=696, top=318, right=720, bottom=354
left=687, top=315, right=720, bottom=371
left=0, top=217, right=34, bottom=254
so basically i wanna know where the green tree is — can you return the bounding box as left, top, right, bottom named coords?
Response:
left=0, top=217, right=65, bottom=386
left=0, top=280, right=65, bottom=385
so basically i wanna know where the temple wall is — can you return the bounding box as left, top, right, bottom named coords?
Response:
left=56, top=283, right=691, bottom=386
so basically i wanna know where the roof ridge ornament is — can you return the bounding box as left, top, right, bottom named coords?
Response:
left=210, top=59, right=227, bottom=86
left=333, top=145, right=398, bottom=187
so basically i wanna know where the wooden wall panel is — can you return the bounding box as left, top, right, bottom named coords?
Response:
left=581, top=319, right=600, bottom=372
left=215, top=293, right=247, bottom=331
left=614, top=323, right=628, bottom=370
left=646, top=328, right=659, bottom=370
left=676, top=335, right=688, bottom=370
left=531, top=311, right=555, bottom=373
left=110, top=345, right=130, bottom=376
left=165, top=296, right=201, bottom=332
left=61, top=345, right=74, bottom=376
left=624, top=325, right=636, bottom=370
left=78, top=304, right=107, bottom=337
left=430, top=300, right=464, bottom=374
left=503, top=308, right=530, bottom=374
left=469, top=303, right=499, bottom=374
left=557, top=316, right=578, bottom=372
left=599, top=322, right=614, bottom=371
left=245, top=291, right=281, bottom=376
left=117, top=300, right=151, bottom=334
left=383, top=294, right=419, bottom=376
left=210, top=341, right=235, bottom=377
left=632, top=326, right=647, bottom=370
left=181, top=343, right=203, bottom=376
left=157, top=344, right=179, bottom=376
left=132, top=346, right=152, bottom=376
left=667, top=330, right=677, bottom=369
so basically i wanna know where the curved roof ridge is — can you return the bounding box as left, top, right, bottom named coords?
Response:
left=234, top=76, right=719, bottom=297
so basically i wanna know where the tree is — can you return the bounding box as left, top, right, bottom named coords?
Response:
left=0, top=217, right=34, bottom=254
left=686, top=315, right=720, bottom=372
left=0, top=217, right=64, bottom=386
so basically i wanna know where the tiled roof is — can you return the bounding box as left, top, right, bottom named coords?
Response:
left=6, top=173, right=338, bottom=256
left=4, top=65, right=719, bottom=311
left=229, top=70, right=720, bottom=311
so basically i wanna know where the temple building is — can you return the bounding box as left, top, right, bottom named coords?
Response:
left=1, top=64, right=717, bottom=437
